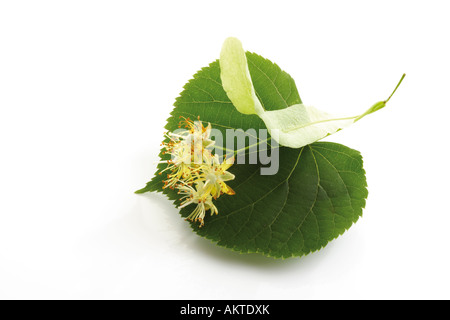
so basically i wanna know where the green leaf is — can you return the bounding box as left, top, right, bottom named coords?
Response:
left=194, top=142, right=367, bottom=258
left=136, top=52, right=368, bottom=258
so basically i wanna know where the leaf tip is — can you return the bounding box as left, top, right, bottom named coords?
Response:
left=134, top=188, right=148, bottom=194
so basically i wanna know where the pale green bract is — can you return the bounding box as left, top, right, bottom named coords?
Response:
left=219, top=37, right=263, bottom=115
left=220, top=37, right=405, bottom=148
left=258, top=104, right=355, bottom=148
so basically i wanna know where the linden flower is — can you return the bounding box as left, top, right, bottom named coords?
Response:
left=178, top=181, right=218, bottom=227
left=160, top=117, right=214, bottom=188
left=159, top=116, right=236, bottom=227
left=202, top=155, right=235, bottom=199
left=160, top=135, right=196, bottom=189
left=181, top=118, right=215, bottom=164
left=179, top=117, right=214, bottom=146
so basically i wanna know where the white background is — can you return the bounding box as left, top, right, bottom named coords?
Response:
left=1, top=0, right=449, bottom=300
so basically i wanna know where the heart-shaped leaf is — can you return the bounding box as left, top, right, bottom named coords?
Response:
left=137, top=52, right=368, bottom=258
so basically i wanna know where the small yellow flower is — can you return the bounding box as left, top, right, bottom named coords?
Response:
left=160, top=136, right=201, bottom=188
left=178, top=181, right=218, bottom=227
left=182, top=118, right=215, bottom=164
left=202, top=155, right=235, bottom=199
left=160, top=140, right=190, bottom=188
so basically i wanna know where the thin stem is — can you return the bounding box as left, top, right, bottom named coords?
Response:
left=385, top=73, right=406, bottom=103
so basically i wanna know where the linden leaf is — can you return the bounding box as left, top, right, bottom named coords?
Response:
left=136, top=52, right=369, bottom=258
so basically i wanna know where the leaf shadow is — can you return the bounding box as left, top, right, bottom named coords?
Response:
left=136, top=191, right=335, bottom=272
left=190, top=228, right=334, bottom=271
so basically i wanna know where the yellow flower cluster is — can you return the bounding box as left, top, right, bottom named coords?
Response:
left=160, top=117, right=235, bottom=227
